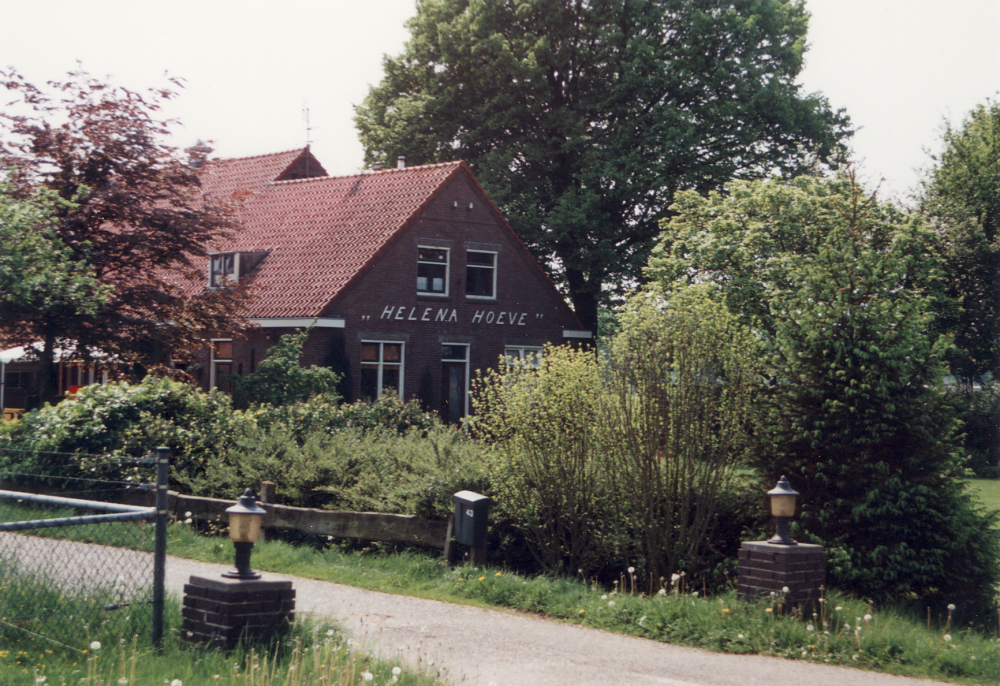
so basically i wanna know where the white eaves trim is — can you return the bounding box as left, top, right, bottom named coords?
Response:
left=563, top=330, right=592, bottom=339
left=251, top=318, right=346, bottom=329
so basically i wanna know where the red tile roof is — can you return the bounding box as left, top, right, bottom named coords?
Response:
left=200, top=157, right=468, bottom=318
left=198, top=148, right=326, bottom=204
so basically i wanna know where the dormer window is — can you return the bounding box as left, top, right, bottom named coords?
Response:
left=209, top=251, right=268, bottom=288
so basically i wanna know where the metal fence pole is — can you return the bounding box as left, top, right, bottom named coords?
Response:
left=151, top=446, right=170, bottom=647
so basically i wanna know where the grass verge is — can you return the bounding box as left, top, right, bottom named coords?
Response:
left=0, top=601, right=441, bottom=686
left=969, top=479, right=1000, bottom=519
left=166, top=522, right=1000, bottom=685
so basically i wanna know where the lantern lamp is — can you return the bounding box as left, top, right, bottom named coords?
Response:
left=767, top=476, right=799, bottom=546
left=222, top=489, right=268, bottom=580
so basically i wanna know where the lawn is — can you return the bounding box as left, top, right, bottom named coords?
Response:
left=968, top=479, right=1000, bottom=520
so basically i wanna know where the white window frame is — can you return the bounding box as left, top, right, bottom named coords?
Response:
left=465, top=249, right=498, bottom=300
left=417, top=246, right=450, bottom=296
left=360, top=340, right=405, bottom=401
left=210, top=338, right=234, bottom=390
left=504, top=346, right=543, bottom=367
left=209, top=253, right=238, bottom=288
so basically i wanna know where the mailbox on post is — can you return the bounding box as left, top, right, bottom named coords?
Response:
left=453, top=490, right=491, bottom=549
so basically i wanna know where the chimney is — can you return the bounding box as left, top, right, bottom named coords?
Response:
left=397, top=154, right=406, bottom=169
left=186, top=140, right=214, bottom=168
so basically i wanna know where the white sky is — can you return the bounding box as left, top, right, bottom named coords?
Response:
left=0, top=0, right=997, bottom=204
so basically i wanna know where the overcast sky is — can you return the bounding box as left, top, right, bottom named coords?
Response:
left=0, top=0, right=997, bottom=204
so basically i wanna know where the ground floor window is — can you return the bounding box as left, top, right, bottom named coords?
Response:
left=504, top=346, right=543, bottom=367
left=361, top=341, right=403, bottom=401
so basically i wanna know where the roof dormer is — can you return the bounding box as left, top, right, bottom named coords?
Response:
left=209, top=251, right=268, bottom=288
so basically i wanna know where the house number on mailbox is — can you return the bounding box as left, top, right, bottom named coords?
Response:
left=466, top=509, right=474, bottom=518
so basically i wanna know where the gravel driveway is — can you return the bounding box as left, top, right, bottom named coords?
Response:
left=166, top=556, right=955, bottom=686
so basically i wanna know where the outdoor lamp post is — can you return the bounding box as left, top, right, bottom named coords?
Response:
left=767, top=476, right=799, bottom=546
left=222, top=489, right=268, bottom=580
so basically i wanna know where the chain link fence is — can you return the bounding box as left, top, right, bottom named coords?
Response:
left=0, top=447, right=169, bottom=653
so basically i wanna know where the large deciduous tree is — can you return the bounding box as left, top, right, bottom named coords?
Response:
left=355, top=0, right=852, bottom=332
left=920, top=100, right=1000, bottom=387
left=0, top=69, right=251, bottom=401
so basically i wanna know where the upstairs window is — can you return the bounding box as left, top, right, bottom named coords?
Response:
left=209, top=251, right=268, bottom=288
left=210, top=253, right=236, bottom=287
left=466, top=250, right=497, bottom=299
left=417, top=247, right=449, bottom=295
left=505, top=346, right=543, bottom=367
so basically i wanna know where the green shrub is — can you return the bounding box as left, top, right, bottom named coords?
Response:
left=0, top=376, right=248, bottom=488
left=197, top=424, right=489, bottom=516
left=232, top=327, right=340, bottom=409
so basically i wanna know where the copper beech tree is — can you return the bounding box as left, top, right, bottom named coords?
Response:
left=0, top=68, right=251, bottom=401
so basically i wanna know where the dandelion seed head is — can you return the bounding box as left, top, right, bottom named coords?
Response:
left=601, top=595, right=608, bottom=600
left=806, top=623, right=814, bottom=631
left=947, top=604, right=956, bottom=611
left=608, top=601, right=616, bottom=607
left=89, top=642, right=100, bottom=652
left=361, top=671, right=374, bottom=682
left=628, top=567, right=635, bottom=574
left=864, top=614, right=872, bottom=622
left=782, top=586, right=790, bottom=593
left=737, top=633, right=744, bottom=639
left=835, top=606, right=842, bottom=612
left=171, top=680, right=182, bottom=686
left=852, top=654, right=860, bottom=662
left=657, top=588, right=666, bottom=596
left=944, top=634, right=952, bottom=642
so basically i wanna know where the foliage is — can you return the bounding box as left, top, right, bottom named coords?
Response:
left=473, top=344, right=612, bottom=574
left=475, top=287, right=758, bottom=581
left=356, top=0, right=851, bottom=332
left=198, top=424, right=489, bottom=517
left=920, top=99, right=1000, bottom=385
left=0, top=68, right=251, bottom=400
left=0, top=184, right=110, bottom=329
left=747, top=175, right=1000, bottom=606
left=0, top=376, right=246, bottom=490
left=648, top=174, right=943, bottom=336
left=600, top=288, right=758, bottom=582
left=957, top=382, right=1000, bottom=477
left=233, top=327, right=341, bottom=409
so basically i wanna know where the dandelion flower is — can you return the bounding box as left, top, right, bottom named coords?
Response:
left=765, top=608, right=773, bottom=614
left=944, top=634, right=952, bottom=642
left=722, top=608, right=729, bottom=614
left=89, top=642, right=101, bottom=652
left=578, top=609, right=585, bottom=614
left=478, top=576, right=485, bottom=582
left=495, top=572, right=502, bottom=577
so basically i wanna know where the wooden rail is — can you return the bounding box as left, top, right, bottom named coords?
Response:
left=0, top=480, right=451, bottom=551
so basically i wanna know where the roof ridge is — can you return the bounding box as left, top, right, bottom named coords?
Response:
left=268, top=160, right=464, bottom=186
left=210, top=147, right=309, bottom=164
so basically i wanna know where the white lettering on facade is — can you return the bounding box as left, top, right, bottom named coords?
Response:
left=435, top=309, right=448, bottom=322
left=496, top=312, right=505, bottom=325
left=448, top=309, right=458, bottom=322
left=422, top=308, right=432, bottom=321
left=508, top=312, right=517, bottom=325
left=485, top=311, right=495, bottom=324
left=381, top=306, right=395, bottom=320
left=375, top=305, right=533, bottom=325
left=395, top=308, right=406, bottom=320
left=518, top=313, right=527, bottom=325
left=471, top=310, right=484, bottom=324
left=408, top=307, right=417, bottom=321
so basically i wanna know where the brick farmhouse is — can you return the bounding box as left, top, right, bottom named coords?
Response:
left=187, top=148, right=588, bottom=421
